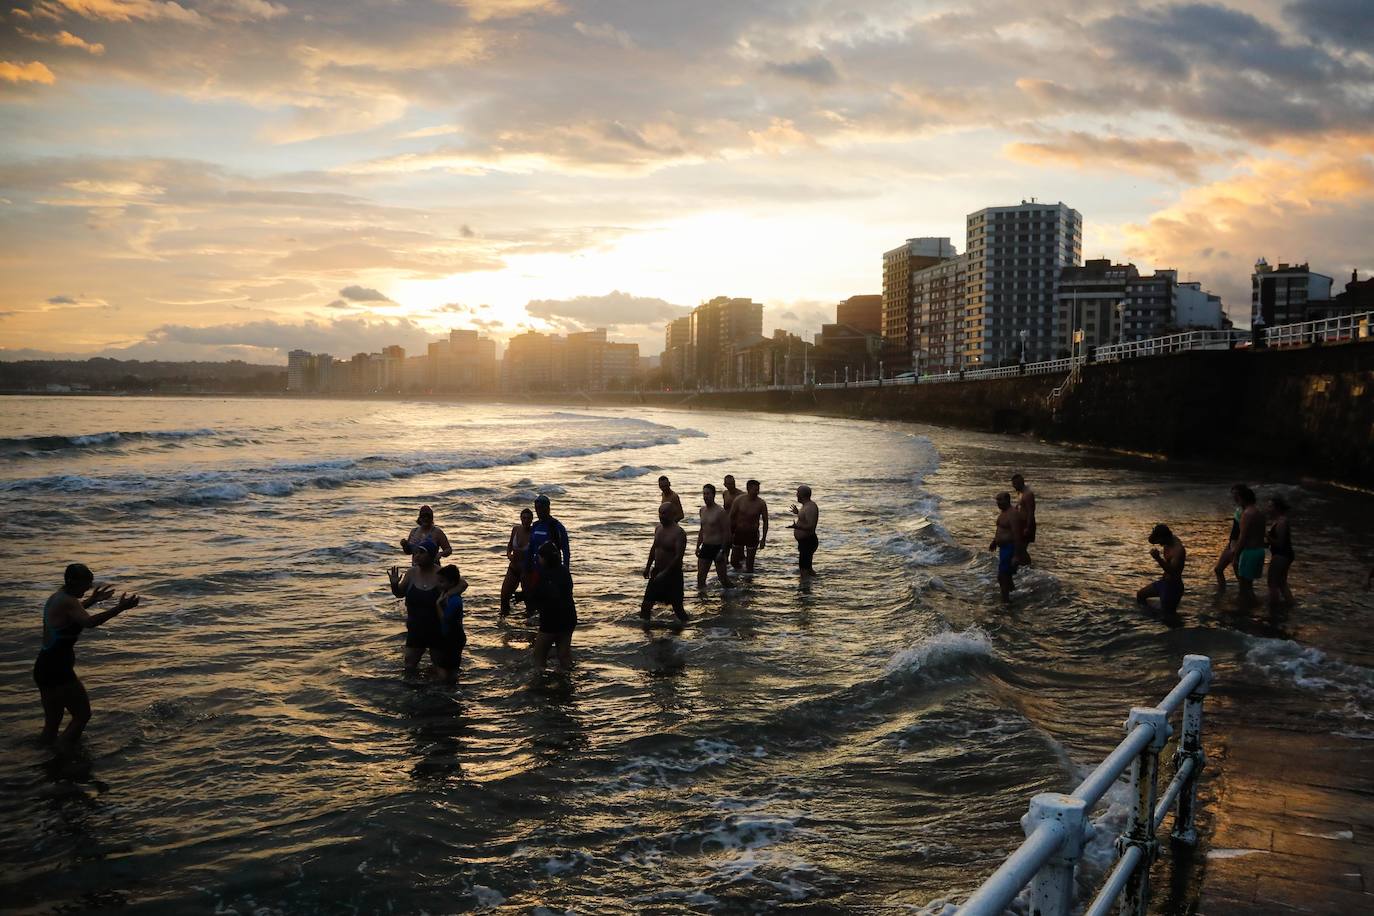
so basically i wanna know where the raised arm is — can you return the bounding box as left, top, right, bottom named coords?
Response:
left=68, top=590, right=140, bottom=629
left=388, top=565, right=411, bottom=598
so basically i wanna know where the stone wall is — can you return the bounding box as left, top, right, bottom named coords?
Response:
left=598, top=342, right=1374, bottom=487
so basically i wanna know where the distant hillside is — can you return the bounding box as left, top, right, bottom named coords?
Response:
left=0, top=358, right=286, bottom=393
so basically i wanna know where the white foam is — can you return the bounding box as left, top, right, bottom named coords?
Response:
left=1208, top=848, right=1266, bottom=859
left=884, top=627, right=995, bottom=676
left=602, top=465, right=658, bottom=479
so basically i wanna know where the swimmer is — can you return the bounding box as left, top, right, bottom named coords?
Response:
left=434, top=564, right=469, bottom=683
left=989, top=492, right=1023, bottom=604
left=695, top=483, right=735, bottom=589
left=500, top=508, right=533, bottom=616
left=34, top=563, right=141, bottom=752
left=1011, top=473, right=1036, bottom=566
left=1233, top=485, right=1265, bottom=608
left=1213, top=484, right=1245, bottom=589
left=722, top=475, right=742, bottom=567
left=658, top=475, right=685, bottom=524
left=530, top=541, right=577, bottom=676
left=789, top=484, right=819, bottom=576
left=400, top=505, right=452, bottom=564
left=1137, top=524, right=1187, bottom=615
left=388, top=543, right=445, bottom=677
left=523, top=494, right=570, bottom=620
left=729, top=479, right=769, bottom=574
left=1266, top=495, right=1294, bottom=608
left=642, top=502, right=688, bottom=622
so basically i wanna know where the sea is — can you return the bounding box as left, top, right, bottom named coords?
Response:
left=0, top=395, right=1371, bottom=914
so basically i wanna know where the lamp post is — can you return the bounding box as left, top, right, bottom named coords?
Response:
left=1019, top=329, right=1029, bottom=365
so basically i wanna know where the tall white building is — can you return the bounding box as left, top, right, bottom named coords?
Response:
left=286, top=349, right=311, bottom=391
left=962, top=201, right=1082, bottom=365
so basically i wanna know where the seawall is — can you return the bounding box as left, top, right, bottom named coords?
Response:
left=577, top=342, right=1374, bottom=488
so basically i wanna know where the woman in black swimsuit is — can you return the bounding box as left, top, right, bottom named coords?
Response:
left=388, top=544, right=444, bottom=676
left=35, top=563, right=141, bottom=752
left=1266, top=495, right=1294, bottom=607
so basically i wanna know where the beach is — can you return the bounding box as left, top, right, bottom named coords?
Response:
left=1, top=395, right=1371, bottom=913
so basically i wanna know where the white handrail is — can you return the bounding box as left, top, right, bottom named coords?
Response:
left=956, top=655, right=1212, bottom=916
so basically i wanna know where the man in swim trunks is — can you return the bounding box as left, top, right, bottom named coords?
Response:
left=34, top=564, right=141, bottom=752
left=642, top=501, right=688, bottom=622
left=1011, top=474, right=1036, bottom=566
left=524, top=494, right=570, bottom=620
left=696, top=483, right=735, bottom=589
left=990, top=492, right=1024, bottom=604
left=658, top=475, right=685, bottom=524
left=729, top=479, right=769, bottom=574
left=401, top=505, right=452, bottom=564
left=1233, top=484, right=1265, bottom=607
left=1137, top=524, right=1186, bottom=616
left=790, top=485, right=819, bottom=576
left=500, top=508, right=533, bottom=616
left=722, top=475, right=743, bottom=568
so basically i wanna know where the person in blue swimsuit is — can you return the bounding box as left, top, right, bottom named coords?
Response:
left=530, top=541, right=577, bottom=677
left=523, top=494, right=570, bottom=620
left=1213, top=484, right=1245, bottom=589
left=35, top=563, right=141, bottom=752
left=434, top=564, right=469, bottom=682
left=989, top=492, right=1024, bottom=604
left=387, top=544, right=446, bottom=678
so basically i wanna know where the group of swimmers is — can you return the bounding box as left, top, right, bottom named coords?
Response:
left=379, top=474, right=820, bottom=685
left=36, top=467, right=1373, bottom=754
left=988, top=475, right=1301, bottom=617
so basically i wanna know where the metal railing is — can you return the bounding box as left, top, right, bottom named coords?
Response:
left=957, top=655, right=1212, bottom=916
left=1264, top=310, right=1371, bottom=348
left=710, top=310, right=1372, bottom=395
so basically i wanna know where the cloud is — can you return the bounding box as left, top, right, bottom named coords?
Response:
left=46, top=0, right=201, bottom=25
left=339, top=284, right=390, bottom=302
left=1122, top=136, right=1374, bottom=323
left=1287, top=0, right=1374, bottom=48
left=143, top=315, right=437, bottom=358
left=524, top=290, right=690, bottom=331
left=18, top=29, right=106, bottom=55
left=1006, top=132, right=1216, bottom=181
left=0, top=60, right=56, bottom=84
left=762, top=53, right=839, bottom=86
left=46, top=294, right=76, bottom=305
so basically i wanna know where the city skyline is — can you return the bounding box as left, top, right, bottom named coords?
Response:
left=2, top=0, right=1372, bottom=364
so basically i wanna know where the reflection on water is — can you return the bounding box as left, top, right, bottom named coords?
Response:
left=0, top=395, right=1371, bottom=912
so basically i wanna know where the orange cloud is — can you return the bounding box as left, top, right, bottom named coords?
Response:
left=1123, top=136, right=1374, bottom=319
left=0, top=60, right=56, bottom=84
left=44, top=0, right=200, bottom=24
left=1006, top=132, right=1217, bottom=182
left=19, top=29, right=106, bottom=55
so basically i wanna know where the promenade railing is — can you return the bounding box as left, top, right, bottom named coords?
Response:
left=956, top=655, right=1212, bottom=916
left=717, top=309, right=1372, bottom=394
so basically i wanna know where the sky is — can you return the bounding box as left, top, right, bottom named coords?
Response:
left=1, top=0, right=1371, bottom=364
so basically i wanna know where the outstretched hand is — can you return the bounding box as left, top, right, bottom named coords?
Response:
left=388, top=565, right=401, bottom=584
left=89, top=584, right=115, bottom=604
left=114, top=592, right=140, bottom=612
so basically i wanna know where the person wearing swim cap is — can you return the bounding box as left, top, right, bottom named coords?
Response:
left=523, top=494, right=570, bottom=620
left=400, top=505, right=452, bottom=565
left=387, top=542, right=445, bottom=677
left=34, top=563, right=141, bottom=752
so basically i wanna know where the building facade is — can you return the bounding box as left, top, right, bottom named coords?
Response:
left=836, top=294, right=882, bottom=335
left=661, top=315, right=692, bottom=387
left=910, top=253, right=969, bottom=373
left=1252, top=260, right=1334, bottom=327
left=686, top=296, right=763, bottom=388
left=882, top=237, right=957, bottom=372
left=962, top=202, right=1081, bottom=365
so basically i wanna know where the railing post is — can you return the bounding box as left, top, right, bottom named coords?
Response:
left=1172, top=656, right=1211, bottom=845
left=1021, top=793, right=1088, bottom=916
left=1118, top=707, right=1170, bottom=916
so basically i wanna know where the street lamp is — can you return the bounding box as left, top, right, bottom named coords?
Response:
left=1019, top=329, right=1029, bottom=364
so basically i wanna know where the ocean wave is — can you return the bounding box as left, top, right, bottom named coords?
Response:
left=2, top=432, right=687, bottom=505
left=884, top=627, right=995, bottom=677
left=601, top=465, right=660, bottom=479
left=1244, top=636, right=1374, bottom=731
left=0, top=427, right=217, bottom=455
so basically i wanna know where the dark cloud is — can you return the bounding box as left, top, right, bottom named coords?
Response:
left=339, top=284, right=390, bottom=301
left=144, top=315, right=435, bottom=357
left=763, top=53, right=839, bottom=86
left=324, top=298, right=354, bottom=309
left=46, top=294, right=76, bottom=304
left=1288, top=0, right=1374, bottom=47
left=524, top=290, right=690, bottom=331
